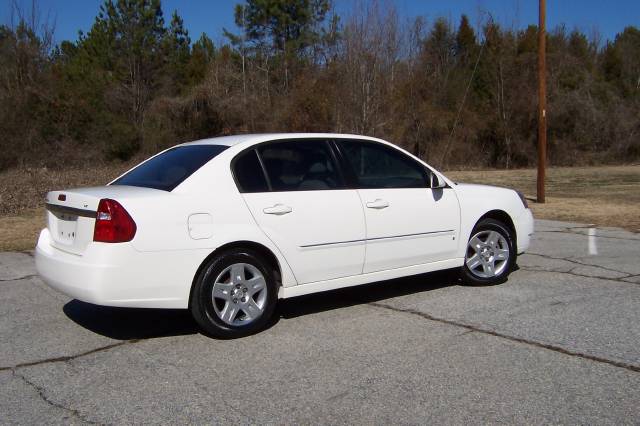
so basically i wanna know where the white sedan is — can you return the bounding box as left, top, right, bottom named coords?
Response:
left=36, top=133, right=534, bottom=337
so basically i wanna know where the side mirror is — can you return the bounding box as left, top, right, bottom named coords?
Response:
left=430, top=173, right=447, bottom=189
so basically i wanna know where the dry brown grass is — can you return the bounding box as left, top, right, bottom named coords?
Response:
left=0, top=163, right=135, bottom=215
left=0, top=165, right=638, bottom=252
left=0, top=208, right=45, bottom=252
left=448, top=165, right=640, bottom=232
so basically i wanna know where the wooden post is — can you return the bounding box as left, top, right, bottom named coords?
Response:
left=537, top=0, right=547, bottom=203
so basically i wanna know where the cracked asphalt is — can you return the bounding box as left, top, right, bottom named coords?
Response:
left=1, top=219, right=639, bottom=424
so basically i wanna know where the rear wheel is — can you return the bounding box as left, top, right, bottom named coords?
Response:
left=461, top=218, right=515, bottom=286
left=190, top=248, right=277, bottom=338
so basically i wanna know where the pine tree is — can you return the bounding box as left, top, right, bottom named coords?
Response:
left=187, top=33, right=215, bottom=86
left=229, top=0, right=332, bottom=55
left=163, top=10, right=191, bottom=93
left=455, top=14, right=476, bottom=64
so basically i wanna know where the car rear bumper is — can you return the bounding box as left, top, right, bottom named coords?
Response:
left=35, top=229, right=206, bottom=309
left=515, top=209, right=534, bottom=254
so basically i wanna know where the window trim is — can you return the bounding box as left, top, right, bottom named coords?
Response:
left=333, top=138, right=433, bottom=190
left=231, top=138, right=348, bottom=193
left=329, top=139, right=358, bottom=189
left=230, top=148, right=271, bottom=194
left=254, top=149, right=273, bottom=192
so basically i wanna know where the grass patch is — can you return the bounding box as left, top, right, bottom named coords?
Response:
left=0, top=165, right=638, bottom=252
left=0, top=208, right=45, bottom=252
left=448, top=165, right=640, bottom=232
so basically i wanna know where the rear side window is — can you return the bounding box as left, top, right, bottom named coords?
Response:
left=258, top=140, right=342, bottom=191
left=234, top=149, right=269, bottom=193
left=337, top=140, right=430, bottom=189
left=112, top=145, right=228, bottom=191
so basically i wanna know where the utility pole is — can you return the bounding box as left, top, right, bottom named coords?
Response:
left=537, top=0, right=547, bottom=203
left=241, top=7, right=247, bottom=103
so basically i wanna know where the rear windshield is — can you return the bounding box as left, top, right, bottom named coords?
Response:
left=112, top=145, right=228, bottom=191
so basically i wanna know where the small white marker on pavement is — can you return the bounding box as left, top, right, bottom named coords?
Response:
left=588, top=228, right=598, bottom=256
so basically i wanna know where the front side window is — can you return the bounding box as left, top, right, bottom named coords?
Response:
left=112, top=145, right=228, bottom=191
left=337, top=140, right=430, bottom=189
left=258, top=140, right=342, bottom=191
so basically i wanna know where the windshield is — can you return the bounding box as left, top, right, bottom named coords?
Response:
left=111, top=145, right=228, bottom=191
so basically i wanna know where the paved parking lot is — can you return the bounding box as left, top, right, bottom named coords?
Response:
left=1, top=219, right=639, bottom=424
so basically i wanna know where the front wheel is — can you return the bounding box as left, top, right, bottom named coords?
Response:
left=190, top=248, right=277, bottom=338
left=461, top=218, right=515, bottom=286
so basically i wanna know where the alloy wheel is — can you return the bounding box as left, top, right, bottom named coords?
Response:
left=211, top=263, right=267, bottom=326
left=465, top=230, right=510, bottom=279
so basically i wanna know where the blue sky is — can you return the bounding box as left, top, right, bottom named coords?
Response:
left=2, top=0, right=638, bottom=46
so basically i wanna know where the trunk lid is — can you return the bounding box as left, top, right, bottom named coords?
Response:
left=44, top=185, right=166, bottom=255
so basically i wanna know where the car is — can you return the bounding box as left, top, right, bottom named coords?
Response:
left=35, top=133, right=534, bottom=337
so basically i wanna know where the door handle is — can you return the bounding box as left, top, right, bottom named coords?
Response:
left=263, top=204, right=293, bottom=215
left=366, top=199, right=389, bottom=209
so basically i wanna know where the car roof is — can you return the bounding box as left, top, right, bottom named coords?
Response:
left=179, top=133, right=386, bottom=148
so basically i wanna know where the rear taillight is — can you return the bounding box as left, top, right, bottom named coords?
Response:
left=93, top=199, right=137, bottom=243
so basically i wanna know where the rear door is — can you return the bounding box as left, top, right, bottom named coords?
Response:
left=237, top=140, right=366, bottom=284
left=336, top=139, right=461, bottom=273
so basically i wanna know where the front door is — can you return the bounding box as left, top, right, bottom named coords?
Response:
left=336, top=139, right=461, bottom=273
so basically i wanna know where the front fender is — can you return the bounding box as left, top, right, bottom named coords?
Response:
left=453, top=183, right=532, bottom=258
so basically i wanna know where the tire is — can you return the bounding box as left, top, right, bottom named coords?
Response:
left=190, top=248, right=278, bottom=338
left=461, top=218, right=516, bottom=286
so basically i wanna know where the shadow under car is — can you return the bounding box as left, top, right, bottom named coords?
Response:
left=64, top=267, right=483, bottom=340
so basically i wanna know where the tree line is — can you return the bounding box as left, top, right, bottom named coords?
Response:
left=0, top=0, right=638, bottom=172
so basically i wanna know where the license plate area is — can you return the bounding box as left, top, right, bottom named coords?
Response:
left=52, top=212, right=78, bottom=244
